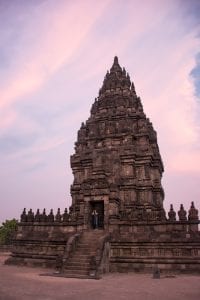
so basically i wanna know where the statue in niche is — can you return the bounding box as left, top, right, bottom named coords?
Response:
left=139, top=137, right=148, bottom=152
left=99, top=122, right=105, bottom=135
left=144, top=165, right=150, bottom=179
left=152, top=143, right=158, bottom=155
left=91, top=100, right=98, bottom=114
left=116, top=122, right=119, bottom=133
left=89, top=124, right=96, bottom=136
left=121, top=119, right=127, bottom=132
left=138, top=119, right=147, bottom=133
left=142, top=208, right=148, bottom=221
left=130, top=209, right=138, bottom=220
left=109, top=122, right=115, bottom=134
left=137, top=166, right=145, bottom=180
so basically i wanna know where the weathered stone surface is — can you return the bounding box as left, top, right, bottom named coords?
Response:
left=7, top=57, right=200, bottom=275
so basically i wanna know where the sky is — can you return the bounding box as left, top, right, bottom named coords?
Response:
left=0, top=0, right=200, bottom=223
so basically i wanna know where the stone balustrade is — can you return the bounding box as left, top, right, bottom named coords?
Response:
left=20, top=201, right=199, bottom=224
left=168, top=202, right=199, bottom=222
left=20, top=207, right=78, bottom=224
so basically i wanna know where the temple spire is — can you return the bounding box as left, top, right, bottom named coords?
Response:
left=98, top=56, right=137, bottom=97
left=114, top=56, right=118, bottom=64
left=110, top=56, right=122, bottom=73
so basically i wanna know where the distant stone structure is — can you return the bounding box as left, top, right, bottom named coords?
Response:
left=7, top=57, right=200, bottom=278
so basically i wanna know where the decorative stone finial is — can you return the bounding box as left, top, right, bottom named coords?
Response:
left=35, top=209, right=40, bottom=222
left=63, top=208, right=69, bottom=222
left=27, top=209, right=34, bottom=223
left=168, top=204, right=176, bottom=221
left=48, top=209, right=54, bottom=223
left=188, top=202, right=199, bottom=221
left=41, top=208, right=47, bottom=222
left=55, top=208, right=61, bottom=222
left=114, top=56, right=118, bottom=64
left=110, top=56, right=122, bottom=73
left=130, top=82, right=137, bottom=97
left=178, top=204, right=187, bottom=221
left=20, top=208, right=27, bottom=222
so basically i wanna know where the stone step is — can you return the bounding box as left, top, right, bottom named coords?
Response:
left=73, top=253, right=95, bottom=257
left=67, top=255, right=90, bottom=260
left=62, top=230, right=104, bottom=278
left=81, top=235, right=104, bottom=240
left=40, top=272, right=96, bottom=280
left=68, top=259, right=91, bottom=264
left=77, top=245, right=97, bottom=248
left=69, top=254, right=91, bottom=258
left=78, top=242, right=98, bottom=246
left=69, top=255, right=91, bottom=260
left=66, top=262, right=90, bottom=267
left=78, top=246, right=98, bottom=250
left=77, top=245, right=97, bottom=250
left=74, top=250, right=95, bottom=254
left=81, top=237, right=102, bottom=240
left=83, top=230, right=104, bottom=234
left=77, top=243, right=98, bottom=247
left=80, top=240, right=101, bottom=244
left=64, top=265, right=90, bottom=271
left=68, top=260, right=91, bottom=265
left=74, top=253, right=96, bottom=257
left=75, top=249, right=96, bottom=253
left=63, top=274, right=94, bottom=279
left=70, top=253, right=93, bottom=257
left=74, top=250, right=96, bottom=255
left=80, top=238, right=102, bottom=242
left=81, top=240, right=101, bottom=243
left=64, top=269, right=89, bottom=275
left=82, top=234, right=103, bottom=237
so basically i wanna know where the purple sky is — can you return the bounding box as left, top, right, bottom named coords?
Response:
left=0, top=0, right=200, bottom=223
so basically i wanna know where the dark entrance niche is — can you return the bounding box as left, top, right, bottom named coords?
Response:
left=90, top=200, right=104, bottom=229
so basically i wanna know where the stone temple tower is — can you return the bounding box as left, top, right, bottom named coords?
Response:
left=8, top=57, right=200, bottom=276
left=70, top=56, right=165, bottom=230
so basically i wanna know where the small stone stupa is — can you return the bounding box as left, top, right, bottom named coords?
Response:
left=7, top=57, right=200, bottom=278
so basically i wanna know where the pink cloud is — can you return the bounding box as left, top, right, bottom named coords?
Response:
left=0, top=109, right=16, bottom=131
left=0, top=0, right=110, bottom=124
left=63, top=1, right=200, bottom=176
left=0, top=0, right=200, bottom=222
left=168, top=150, right=200, bottom=173
left=30, top=137, right=66, bottom=154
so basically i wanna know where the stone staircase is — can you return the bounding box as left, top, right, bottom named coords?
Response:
left=62, top=230, right=104, bottom=279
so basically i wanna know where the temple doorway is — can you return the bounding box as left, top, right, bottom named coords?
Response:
left=90, top=200, right=104, bottom=229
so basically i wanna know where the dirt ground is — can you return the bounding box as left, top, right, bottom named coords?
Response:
left=0, top=254, right=200, bottom=300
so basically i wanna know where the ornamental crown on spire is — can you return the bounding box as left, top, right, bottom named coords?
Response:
left=99, top=56, right=136, bottom=96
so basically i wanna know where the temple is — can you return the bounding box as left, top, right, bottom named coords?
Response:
left=7, top=57, right=200, bottom=278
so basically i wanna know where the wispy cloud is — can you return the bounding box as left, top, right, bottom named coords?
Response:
left=191, top=52, right=200, bottom=97
left=0, top=0, right=110, bottom=119
left=0, top=0, right=200, bottom=222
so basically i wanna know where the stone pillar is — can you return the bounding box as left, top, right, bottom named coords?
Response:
left=83, top=200, right=90, bottom=230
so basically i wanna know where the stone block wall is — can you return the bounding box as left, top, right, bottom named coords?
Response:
left=109, top=220, right=200, bottom=273
left=110, top=241, right=200, bottom=273
left=6, top=223, right=77, bottom=268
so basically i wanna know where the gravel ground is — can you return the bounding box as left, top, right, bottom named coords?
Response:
left=0, top=254, right=200, bottom=300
